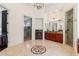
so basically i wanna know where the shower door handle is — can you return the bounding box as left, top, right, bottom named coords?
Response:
left=67, top=29, right=69, bottom=31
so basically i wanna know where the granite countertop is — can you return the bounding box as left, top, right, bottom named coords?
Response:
left=45, top=31, right=63, bottom=34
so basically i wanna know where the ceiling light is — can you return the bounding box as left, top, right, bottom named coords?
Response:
left=34, top=3, right=44, bottom=10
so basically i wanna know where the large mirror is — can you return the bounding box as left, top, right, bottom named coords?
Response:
left=45, top=19, right=63, bottom=33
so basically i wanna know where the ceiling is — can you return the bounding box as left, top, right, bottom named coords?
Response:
left=24, top=3, right=76, bottom=18
left=25, top=3, right=75, bottom=12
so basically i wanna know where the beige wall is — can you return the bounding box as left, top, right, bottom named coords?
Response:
left=0, top=4, right=28, bottom=47
left=0, top=3, right=45, bottom=46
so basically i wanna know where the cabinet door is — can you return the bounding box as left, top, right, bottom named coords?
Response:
left=45, top=32, right=49, bottom=40
left=51, top=33, right=56, bottom=41
left=56, top=33, right=63, bottom=43
left=0, top=36, right=2, bottom=46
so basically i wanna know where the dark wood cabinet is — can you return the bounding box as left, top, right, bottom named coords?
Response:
left=77, top=44, right=79, bottom=53
left=0, top=36, right=2, bottom=46
left=45, top=32, right=55, bottom=41
left=45, top=32, right=63, bottom=43
left=35, top=30, right=43, bottom=39
left=77, top=39, right=79, bottom=53
left=55, top=33, right=63, bottom=43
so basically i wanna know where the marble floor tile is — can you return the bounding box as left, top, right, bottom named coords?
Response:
left=0, top=40, right=76, bottom=56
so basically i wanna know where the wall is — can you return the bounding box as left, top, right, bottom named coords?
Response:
left=0, top=3, right=31, bottom=47
left=35, top=18, right=43, bottom=29
left=0, top=3, right=45, bottom=46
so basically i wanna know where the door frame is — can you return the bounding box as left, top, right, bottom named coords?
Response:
left=65, top=8, right=73, bottom=47
left=24, top=16, right=32, bottom=41
left=35, top=18, right=44, bottom=40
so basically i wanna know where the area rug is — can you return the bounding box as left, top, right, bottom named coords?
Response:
left=31, top=45, right=46, bottom=55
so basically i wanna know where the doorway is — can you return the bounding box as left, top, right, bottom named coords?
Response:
left=0, top=5, right=8, bottom=51
left=24, top=16, right=32, bottom=41
left=35, top=18, right=43, bottom=40
left=2, top=10, right=8, bottom=48
left=65, top=8, right=73, bottom=47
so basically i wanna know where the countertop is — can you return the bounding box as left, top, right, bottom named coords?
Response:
left=45, top=31, right=63, bottom=34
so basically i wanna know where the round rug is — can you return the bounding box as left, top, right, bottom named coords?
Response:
left=31, top=45, right=46, bottom=55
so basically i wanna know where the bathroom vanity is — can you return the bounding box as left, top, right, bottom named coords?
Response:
left=45, top=19, right=63, bottom=43
left=45, top=32, right=63, bottom=43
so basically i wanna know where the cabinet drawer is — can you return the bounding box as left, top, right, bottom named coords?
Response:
left=45, top=32, right=63, bottom=43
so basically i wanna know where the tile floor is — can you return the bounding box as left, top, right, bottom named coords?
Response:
left=0, top=40, right=76, bottom=56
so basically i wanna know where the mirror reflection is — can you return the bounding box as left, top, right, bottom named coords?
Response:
left=45, top=19, right=63, bottom=33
